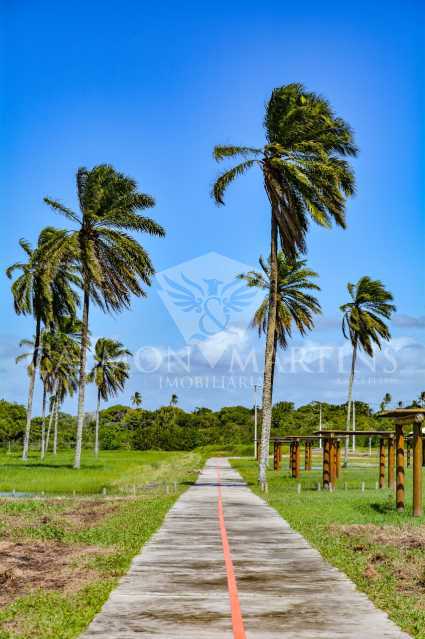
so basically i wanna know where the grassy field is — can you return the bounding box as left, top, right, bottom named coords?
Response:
left=232, top=453, right=425, bottom=639
left=0, top=449, right=203, bottom=639
left=0, top=450, right=197, bottom=495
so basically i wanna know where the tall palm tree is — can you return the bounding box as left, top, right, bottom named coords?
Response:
left=170, top=393, right=178, bottom=406
left=44, top=165, right=165, bottom=468
left=341, top=276, right=396, bottom=464
left=88, top=338, right=131, bottom=457
left=239, top=254, right=321, bottom=402
left=212, top=83, right=356, bottom=485
left=7, top=229, right=79, bottom=460
left=131, top=392, right=142, bottom=408
left=419, top=391, right=425, bottom=407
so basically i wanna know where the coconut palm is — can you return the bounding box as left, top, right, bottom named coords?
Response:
left=43, top=165, right=165, bottom=468
left=239, top=253, right=321, bottom=396
left=6, top=229, right=79, bottom=460
left=212, top=83, right=356, bottom=484
left=131, top=392, right=142, bottom=408
left=42, top=325, right=80, bottom=456
left=341, top=276, right=396, bottom=464
left=170, top=393, right=178, bottom=406
left=419, top=392, right=425, bottom=407
left=380, top=392, right=392, bottom=411
left=88, top=338, right=131, bottom=457
left=15, top=336, right=48, bottom=456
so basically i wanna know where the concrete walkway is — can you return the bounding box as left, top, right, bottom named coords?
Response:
left=81, top=458, right=410, bottom=638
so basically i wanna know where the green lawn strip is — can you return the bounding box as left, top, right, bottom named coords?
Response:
left=232, top=457, right=425, bottom=639
left=0, top=450, right=199, bottom=495
left=0, top=450, right=203, bottom=639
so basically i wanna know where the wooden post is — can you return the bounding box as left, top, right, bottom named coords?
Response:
left=413, top=420, right=423, bottom=517
left=294, top=441, right=300, bottom=479
left=379, top=438, right=385, bottom=489
left=388, top=436, right=395, bottom=489
left=330, top=438, right=337, bottom=489
left=336, top=440, right=341, bottom=478
left=273, top=442, right=278, bottom=471
left=256, top=440, right=260, bottom=461
left=323, top=438, right=330, bottom=489
left=422, top=437, right=425, bottom=467
left=304, top=442, right=309, bottom=471
left=395, top=423, right=405, bottom=513
left=407, top=441, right=411, bottom=468
left=308, top=442, right=313, bottom=471
left=289, top=443, right=293, bottom=470
left=278, top=442, right=282, bottom=465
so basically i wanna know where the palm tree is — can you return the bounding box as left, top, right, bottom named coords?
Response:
left=42, top=324, right=80, bottom=455
left=239, top=254, right=321, bottom=398
left=341, top=276, right=396, bottom=464
left=44, top=165, right=165, bottom=468
left=212, top=84, right=356, bottom=485
left=6, top=229, right=79, bottom=460
left=131, top=392, right=142, bottom=408
left=170, top=393, right=178, bottom=406
left=419, top=391, right=425, bottom=407
left=15, top=336, right=48, bottom=456
left=380, top=392, right=392, bottom=411
left=88, top=338, right=131, bottom=457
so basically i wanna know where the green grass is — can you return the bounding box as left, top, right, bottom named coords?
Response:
left=0, top=449, right=203, bottom=639
left=0, top=450, right=199, bottom=495
left=232, top=455, right=425, bottom=638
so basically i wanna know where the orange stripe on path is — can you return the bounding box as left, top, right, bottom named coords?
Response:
left=216, top=466, right=247, bottom=639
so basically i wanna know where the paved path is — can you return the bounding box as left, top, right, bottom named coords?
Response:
left=81, top=458, right=410, bottom=638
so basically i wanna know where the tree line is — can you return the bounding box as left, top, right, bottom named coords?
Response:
left=0, top=398, right=407, bottom=453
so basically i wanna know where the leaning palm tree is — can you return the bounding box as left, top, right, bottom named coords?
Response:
left=170, top=393, right=178, bottom=406
left=341, top=276, right=396, bottom=464
left=239, top=254, right=321, bottom=400
left=7, top=229, right=79, bottom=460
left=212, top=83, right=357, bottom=485
left=44, top=165, right=165, bottom=468
left=131, top=392, right=142, bottom=408
left=420, top=391, right=425, bottom=408
left=88, top=338, right=131, bottom=457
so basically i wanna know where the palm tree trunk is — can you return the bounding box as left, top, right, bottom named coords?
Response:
left=344, top=340, right=357, bottom=466
left=45, top=397, right=56, bottom=455
left=40, top=386, right=47, bottom=458
left=22, top=316, right=41, bottom=461
left=259, top=215, right=278, bottom=487
left=94, top=390, right=101, bottom=457
left=74, top=288, right=90, bottom=469
left=53, top=401, right=59, bottom=455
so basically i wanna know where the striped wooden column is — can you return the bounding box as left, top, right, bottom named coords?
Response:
left=395, top=423, right=405, bottom=513
left=388, top=436, right=395, bottom=489
left=379, top=439, right=386, bottom=489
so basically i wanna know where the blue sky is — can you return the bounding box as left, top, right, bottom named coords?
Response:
left=1, top=0, right=424, bottom=413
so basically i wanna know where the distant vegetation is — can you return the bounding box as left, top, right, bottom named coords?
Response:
left=0, top=399, right=394, bottom=453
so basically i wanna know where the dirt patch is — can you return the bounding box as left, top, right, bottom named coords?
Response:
left=0, top=540, right=108, bottom=606
left=331, top=523, right=425, bottom=596
left=331, top=523, right=425, bottom=549
left=62, top=499, right=121, bottom=530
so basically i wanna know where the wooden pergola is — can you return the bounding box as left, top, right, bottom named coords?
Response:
left=316, top=430, right=395, bottom=488
left=377, top=408, right=425, bottom=517
left=314, top=430, right=396, bottom=491
left=271, top=436, right=321, bottom=477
